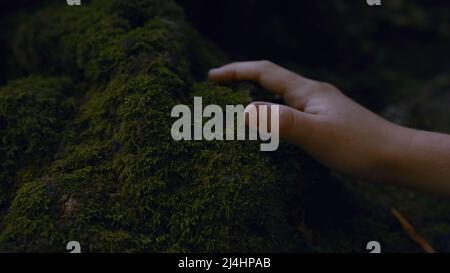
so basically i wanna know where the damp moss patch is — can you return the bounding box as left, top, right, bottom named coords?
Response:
left=0, top=0, right=316, bottom=252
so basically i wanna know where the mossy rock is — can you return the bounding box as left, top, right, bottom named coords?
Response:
left=0, top=0, right=318, bottom=252
left=0, top=76, right=73, bottom=207
left=2, top=0, right=450, bottom=253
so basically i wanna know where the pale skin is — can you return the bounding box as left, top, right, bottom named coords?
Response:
left=209, top=61, right=450, bottom=196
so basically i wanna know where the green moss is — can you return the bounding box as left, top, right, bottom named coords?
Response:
left=0, top=179, right=62, bottom=252
left=3, top=0, right=447, bottom=253
left=0, top=0, right=315, bottom=252
left=0, top=76, right=73, bottom=207
left=12, top=6, right=129, bottom=79
left=92, top=0, right=185, bottom=27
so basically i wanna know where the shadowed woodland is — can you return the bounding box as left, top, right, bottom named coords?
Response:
left=0, top=0, right=449, bottom=252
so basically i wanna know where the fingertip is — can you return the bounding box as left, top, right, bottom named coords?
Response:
left=244, top=101, right=278, bottom=130
left=208, top=67, right=219, bottom=74
left=244, top=101, right=269, bottom=113
left=207, top=68, right=217, bottom=79
left=244, top=102, right=259, bottom=130
left=208, top=67, right=224, bottom=81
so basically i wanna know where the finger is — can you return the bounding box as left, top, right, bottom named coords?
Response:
left=244, top=101, right=315, bottom=146
left=209, top=60, right=307, bottom=96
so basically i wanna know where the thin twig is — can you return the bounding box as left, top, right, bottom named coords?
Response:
left=391, top=208, right=436, bottom=253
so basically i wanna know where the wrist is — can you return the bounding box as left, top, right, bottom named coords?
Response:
left=369, top=120, right=413, bottom=182
left=370, top=121, right=415, bottom=183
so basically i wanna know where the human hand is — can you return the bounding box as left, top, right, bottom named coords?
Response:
left=208, top=61, right=407, bottom=181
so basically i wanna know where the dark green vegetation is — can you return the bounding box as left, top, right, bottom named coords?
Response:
left=0, top=0, right=310, bottom=252
left=0, top=0, right=449, bottom=252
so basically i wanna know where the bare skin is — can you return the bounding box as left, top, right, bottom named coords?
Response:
left=209, top=60, right=450, bottom=196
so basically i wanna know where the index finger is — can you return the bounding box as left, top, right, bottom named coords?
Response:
left=208, top=60, right=307, bottom=96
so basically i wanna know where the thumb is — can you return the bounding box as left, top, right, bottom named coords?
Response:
left=244, top=102, right=314, bottom=146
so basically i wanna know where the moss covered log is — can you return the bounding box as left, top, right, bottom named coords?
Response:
left=0, top=0, right=315, bottom=252
left=0, top=76, right=73, bottom=207
left=1, top=0, right=450, bottom=253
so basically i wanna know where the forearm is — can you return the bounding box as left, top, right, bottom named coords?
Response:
left=208, top=61, right=450, bottom=196
left=376, top=125, right=450, bottom=195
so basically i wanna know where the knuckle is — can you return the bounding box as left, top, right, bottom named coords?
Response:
left=318, top=82, right=339, bottom=93
left=258, top=60, right=274, bottom=69
left=304, top=81, right=340, bottom=96
left=286, top=72, right=303, bottom=86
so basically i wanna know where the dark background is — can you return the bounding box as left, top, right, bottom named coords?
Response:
left=176, top=0, right=450, bottom=113
left=1, top=0, right=449, bottom=113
